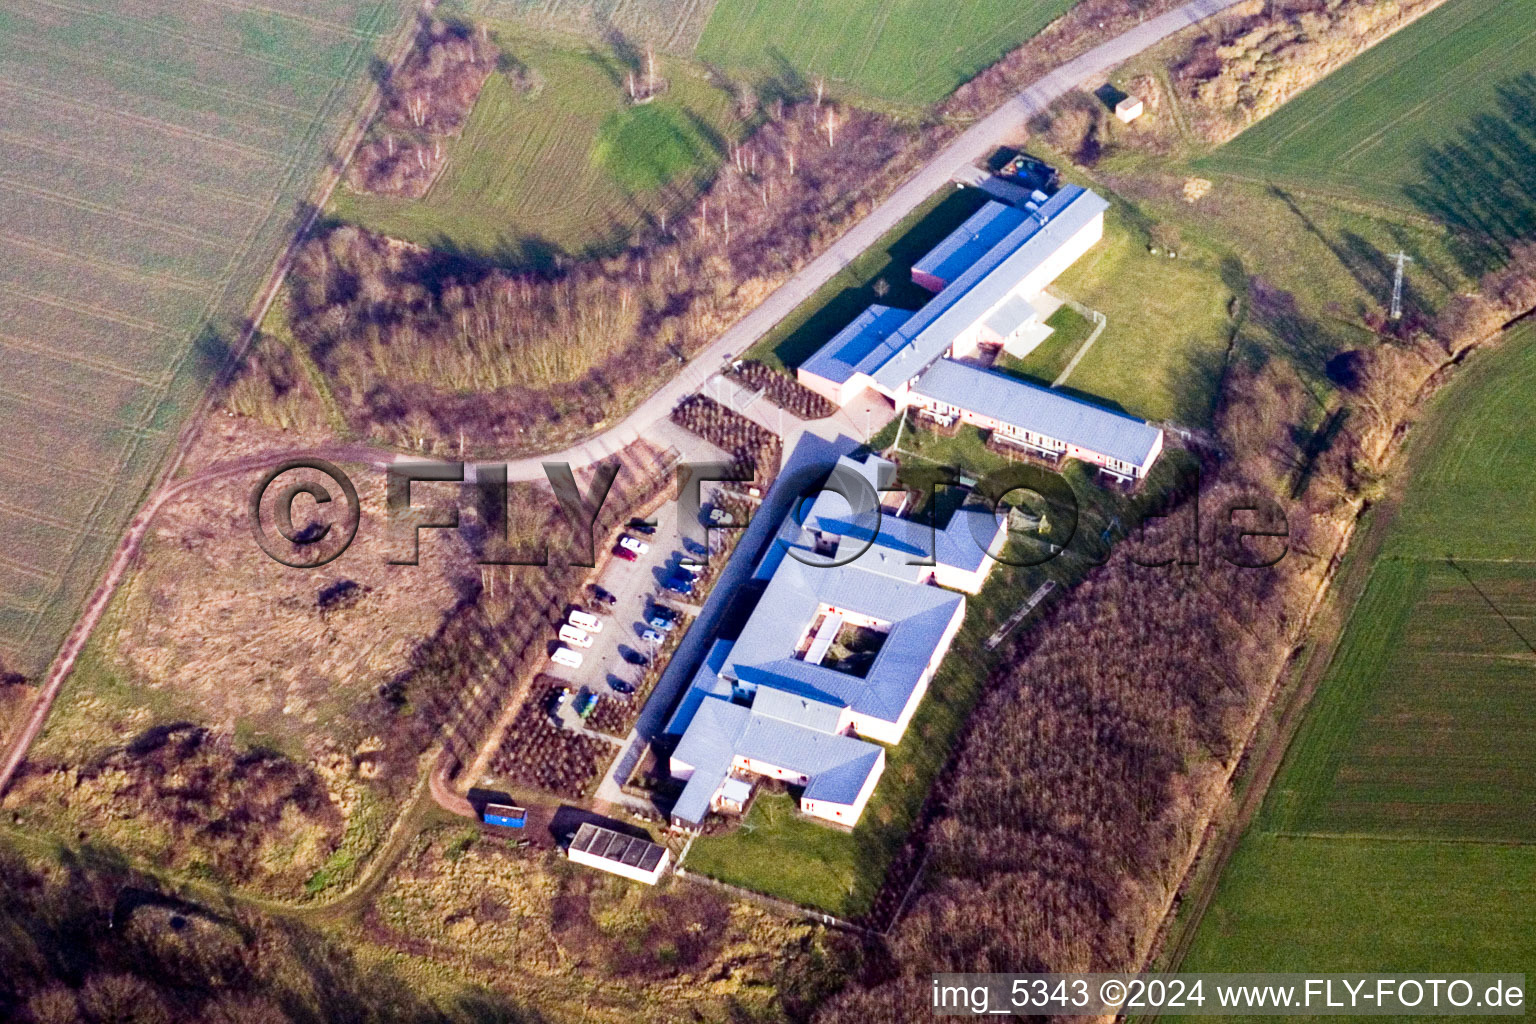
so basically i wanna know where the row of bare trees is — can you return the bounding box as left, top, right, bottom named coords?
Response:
left=293, top=99, right=912, bottom=455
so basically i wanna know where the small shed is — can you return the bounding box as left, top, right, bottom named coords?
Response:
left=567, top=823, right=670, bottom=885
left=483, top=803, right=527, bottom=828
left=716, top=776, right=754, bottom=813
left=1114, top=96, right=1144, bottom=123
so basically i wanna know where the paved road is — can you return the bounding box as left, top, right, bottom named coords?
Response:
left=493, top=0, right=1245, bottom=480
left=1, top=0, right=1244, bottom=802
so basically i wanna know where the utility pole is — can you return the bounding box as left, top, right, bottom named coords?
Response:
left=1390, top=251, right=1413, bottom=320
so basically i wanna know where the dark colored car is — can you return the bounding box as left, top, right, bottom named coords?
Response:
left=628, top=518, right=657, bottom=535
left=588, top=584, right=618, bottom=605
left=662, top=574, right=695, bottom=595
left=622, top=649, right=650, bottom=667
left=610, top=678, right=635, bottom=695
left=612, top=545, right=638, bottom=562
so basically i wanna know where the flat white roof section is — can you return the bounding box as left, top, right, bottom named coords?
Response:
left=803, top=612, right=844, bottom=666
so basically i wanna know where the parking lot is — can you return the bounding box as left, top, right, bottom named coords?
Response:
left=538, top=485, right=720, bottom=732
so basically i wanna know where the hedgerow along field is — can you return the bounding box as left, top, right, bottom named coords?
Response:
left=1194, top=0, right=1536, bottom=218
left=328, top=31, right=740, bottom=264
left=0, top=0, right=414, bottom=679
left=695, top=0, right=1081, bottom=105
left=1172, top=325, right=1536, bottom=997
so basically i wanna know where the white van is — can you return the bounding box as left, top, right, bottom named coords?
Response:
left=558, top=623, right=593, bottom=648
left=568, top=610, right=603, bottom=633
left=550, top=646, right=584, bottom=669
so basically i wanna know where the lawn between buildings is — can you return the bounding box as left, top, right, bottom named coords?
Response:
left=1170, top=325, right=1536, bottom=1000
left=683, top=438, right=1193, bottom=919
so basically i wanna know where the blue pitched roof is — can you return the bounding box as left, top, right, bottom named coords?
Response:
left=912, top=200, right=1029, bottom=286
left=665, top=639, right=736, bottom=736
left=670, top=695, right=883, bottom=826
left=868, top=186, right=1109, bottom=392
left=796, top=304, right=912, bottom=385
left=751, top=686, right=845, bottom=733
left=723, top=558, right=962, bottom=723
left=801, top=455, right=1000, bottom=576
left=913, top=359, right=1163, bottom=467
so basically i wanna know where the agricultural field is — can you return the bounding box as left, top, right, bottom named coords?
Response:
left=1195, top=0, right=1536, bottom=234
left=329, top=31, right=740, bottom=263
left=0, top=0, right=413, bottom=679
left=1174, top=325, right=1536, bottom=999
left=446, top=0, right=720, bottom=53
left=695, top=0, right=1081, bottom=106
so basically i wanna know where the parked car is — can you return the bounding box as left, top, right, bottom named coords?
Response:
left=558, top=623, right=592, bottom=648
left=574, top=691, right=599, bottom=719
left=588, top=584, right=618, bottom=605
left=707, top=507, right=734, bottom=525
left=662, top=574, right=695, bottom=596
left=621, top=648, right=650, bottom=667
left=612, top=544, right=638, bottom=561
left=628, top=518, right=657, bottom=535
left=609, top=678, right=635, bottom=695
left=619, top=535, right=649, bottom=555
left=678, top=560, right=706, bottom=575
left=550, top=646, right=583, bottom=669
left=647, top=614, right=676, bottom=631
left=568, top=610, right=603, bottom=633
left=641, top=628, right=664, bottom=644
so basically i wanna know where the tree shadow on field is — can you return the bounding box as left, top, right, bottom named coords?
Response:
left=1406, top=72, right=1536, bottom=278
left=759, top=48, right=812, bottom=107
left=1269, top=186, right=1435, bottom=324
left=189, top=325, right=235, bottom=387
left=420, top=230, right=571, bottom=278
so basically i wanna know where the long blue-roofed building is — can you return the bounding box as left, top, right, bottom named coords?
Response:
left=795, top=184, right=1166, bottom=482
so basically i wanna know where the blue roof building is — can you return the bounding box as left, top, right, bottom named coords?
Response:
left=911, top=200, right=1029, bottom=292
left=909, top=359, right=1164, bottom=480
left=666, top=454, right=987, bottom=831
left=796, top=185, right=1110, bottom=408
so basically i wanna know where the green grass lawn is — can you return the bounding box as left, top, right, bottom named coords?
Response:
left=1177, top=325, right=1536, bottom=988
left=1194, top=0, right=1536, bottom=233
left=1048, top=202, right=1235, bottom=424
left=695, top=0, right=1081, bottom=106
left=995, top=304, right=1095, bottom=385
left=745, top=184, right=991, bottom=371
left=1381, top=326, right=1536, bottom=562
left=330, top=32, right=739, bottom=264
left=1174, top=836, right=1536, bottom=1001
